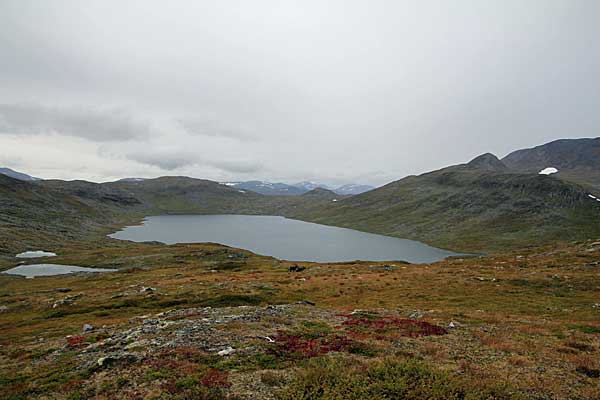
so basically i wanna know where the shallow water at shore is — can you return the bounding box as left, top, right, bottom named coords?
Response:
left=3, top=264, right=118, bottom=278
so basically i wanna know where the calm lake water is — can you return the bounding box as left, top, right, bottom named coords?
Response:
left=3, top=264, right=118, bottom=278
left=109, top=215, right=458, bottom=263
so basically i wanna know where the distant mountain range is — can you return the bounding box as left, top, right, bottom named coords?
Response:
left=0, top=167, right=40, bottom=181
left=334, top=184, right=377, bottom=195
left=221, top=180, right=375, bottom=196
left=220, top=181, right=306, bottom=196
left=117, top=178, right=146, bottom=182
left=0, top=170, right=374, bottom=196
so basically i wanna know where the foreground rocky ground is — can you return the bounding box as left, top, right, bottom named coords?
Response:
left=1, top=240, right=600, bottom=399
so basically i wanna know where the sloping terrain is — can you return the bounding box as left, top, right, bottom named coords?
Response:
left=502, top=137, right=600, bottom=190
left=292, top=155, right=600, bottom=252
left=2, top=143, right=600, bottom=256
left=0, top=175, right=142, bottom=256
left=0, top=176, right=337, bottom=257
left=1, top=240, right=600, bottom=399
left=0, top=167, right=40, bottom=181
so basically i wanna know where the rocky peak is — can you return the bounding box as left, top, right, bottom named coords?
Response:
left=467, top=153, right=508, bottom=172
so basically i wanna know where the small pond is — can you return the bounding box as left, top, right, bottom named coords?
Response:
left=2, top=264, right=118, bottom=278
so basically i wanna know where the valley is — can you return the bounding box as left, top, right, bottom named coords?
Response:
left=3, top=139, right=600, bottom=258
left=1, top=138, right=600, bottom=399
left=2, top=3, right=599, bottom=398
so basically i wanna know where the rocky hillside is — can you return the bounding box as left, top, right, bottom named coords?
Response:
left=292, top=154, right=600, bottom=252
left=502, top=137, right=600, bottom=190
left=0, top=175, right=141, bottom=255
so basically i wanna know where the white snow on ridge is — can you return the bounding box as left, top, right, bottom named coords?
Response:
left=539, top=167, right=558, bottom=175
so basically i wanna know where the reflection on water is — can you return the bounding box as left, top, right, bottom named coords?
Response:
left=3, top=264, right=118, bottom=278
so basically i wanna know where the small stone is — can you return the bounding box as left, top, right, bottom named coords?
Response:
left=97, top=357, right=108, bottom=366
left=448, top=321, right=457, bottom=329
left=83, top=324, right=95, bottom=332
left=297, top=300, right=316, bottom=306
left=408, top=310, right=424, bottom=319
left=125, top=340, right=148, bottom=350
left=217, top=347, right=235, bottom=356
left=0, top=305, right=8, bottom=313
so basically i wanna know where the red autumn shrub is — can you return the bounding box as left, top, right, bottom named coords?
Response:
left=342, top=315, right=447, bottom=339
left=66, top=335, right=86, bottom=347
left=272, top=331, right=354, bottom=359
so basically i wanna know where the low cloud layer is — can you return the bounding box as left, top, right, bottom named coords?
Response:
left=1, top=1, right=599, bottom=185
left=127, top=149, right=262, bottom=174
left=0, top=104, right=150, bottom=142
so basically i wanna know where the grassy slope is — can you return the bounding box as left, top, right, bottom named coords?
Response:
left=290, top=165, right=600, bottom=252
left=0, top=175, right=145, bottom=256
left=0, top=176, right=341, bottom=259
left=2, top=166, right=600, bottom=256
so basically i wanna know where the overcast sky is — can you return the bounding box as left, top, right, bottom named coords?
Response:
left=0, top=0, right=599, bottom=185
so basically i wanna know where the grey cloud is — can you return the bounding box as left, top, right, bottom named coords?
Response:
left=0, top=104, right=150, bottom=142
left=177, top=118, right=256, bottom=142
left=208, top=159, right=262, bottom=174
left=127, top=150, right=197, bottom=171
left=127, top=149, right=262, bottom=174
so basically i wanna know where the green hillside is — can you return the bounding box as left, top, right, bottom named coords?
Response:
left=2, top=150, right=600, bottom=256
left=291, top=155, right=600, bottom=252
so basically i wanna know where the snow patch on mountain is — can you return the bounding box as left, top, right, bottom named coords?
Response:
left=539, top=167, right=558, bottom=175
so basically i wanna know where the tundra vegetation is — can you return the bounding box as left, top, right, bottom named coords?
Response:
left=1, top=239, right=600, bottom=399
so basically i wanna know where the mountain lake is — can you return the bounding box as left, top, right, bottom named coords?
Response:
left=109, top=214, right=459, bottom=263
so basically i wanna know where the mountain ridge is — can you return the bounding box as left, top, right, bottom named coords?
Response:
left=0, top=167, right=40, bottom=181
left=502, top=137, right=600, bottom=190
left=2, top=138, right=600, bottom=255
